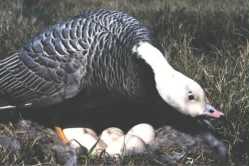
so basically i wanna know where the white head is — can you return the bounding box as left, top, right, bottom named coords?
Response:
left=132, top=42, right=224, bottom=118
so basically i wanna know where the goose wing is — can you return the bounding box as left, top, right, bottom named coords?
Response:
left=0, top=17, right=88, bottom=107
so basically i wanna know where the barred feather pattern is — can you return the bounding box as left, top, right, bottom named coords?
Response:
left=0, top=9, right=155, bottom=107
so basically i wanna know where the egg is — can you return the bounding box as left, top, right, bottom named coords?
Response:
left=105, top=134, right=146, bottom=156
left=127, top=123, right=155, bottom=145
left=100, top=127, right=124, bottom=146
left=63, top=127, right=106, bottom=156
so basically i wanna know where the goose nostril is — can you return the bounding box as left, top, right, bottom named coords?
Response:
left=209, top=109, right=215, bottom=113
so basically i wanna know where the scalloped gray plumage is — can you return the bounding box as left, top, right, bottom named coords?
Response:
left=0, top=9, right=158, bottom=109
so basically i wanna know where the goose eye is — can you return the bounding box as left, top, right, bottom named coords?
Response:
left=188, top=94, right=195, bottom=100
left=188, top=91, right=195, bottom=100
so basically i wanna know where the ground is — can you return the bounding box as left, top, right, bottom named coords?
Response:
left=0, top=0, right=248, bottom=165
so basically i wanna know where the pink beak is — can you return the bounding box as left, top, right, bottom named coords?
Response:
left=204, top=104, right=224, bottom=118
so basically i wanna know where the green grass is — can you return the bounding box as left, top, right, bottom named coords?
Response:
left=0, top=0, right=248, bottom=165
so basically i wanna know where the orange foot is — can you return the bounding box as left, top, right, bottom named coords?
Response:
left=54, top=126, right=69, bottom=144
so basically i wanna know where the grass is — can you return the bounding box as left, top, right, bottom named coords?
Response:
left=0, top=0, right=248, bottom=165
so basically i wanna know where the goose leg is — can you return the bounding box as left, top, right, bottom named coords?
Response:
left=54, top=126, right=69, bottom=144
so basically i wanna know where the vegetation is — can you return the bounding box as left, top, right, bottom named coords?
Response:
left=0, top=0, right=248, bottom=165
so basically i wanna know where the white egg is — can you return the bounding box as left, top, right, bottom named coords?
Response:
left=124, top=134, right=146, bottom=155
left=100, top=127, right=124, bottom=146
left=105, top=134, right=146, bottom=156
left=63, top=128, right=98, bottom=150
left=127, top=123, right=155, bottom=145
left=105, top=135, right=125, bottom=156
